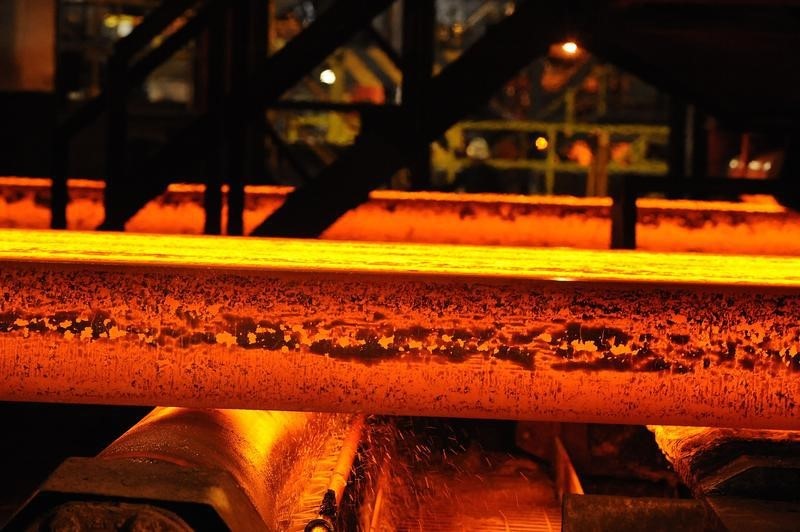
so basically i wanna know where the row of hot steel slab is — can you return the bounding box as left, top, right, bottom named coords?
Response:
left=1, top=177, right=798, bottom=254
left=1, top=178, right=798, bottom=529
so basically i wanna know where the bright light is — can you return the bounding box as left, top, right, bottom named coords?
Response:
left=117, top=19, right=134, bottom=37
left=561, top=41, right=579, bottom=55
left=466, top=137, right=490, bottom=160
left=104, top=15, right=119, bottom=28
left=764, top=161, right=772, bottom=171
left=534, top=136, right=549, bottom=151
left=748, top=160, right=762, bottom=171
left=729, top=159, right=739, bottom=169
left=319, top=69, right=336, bottom=85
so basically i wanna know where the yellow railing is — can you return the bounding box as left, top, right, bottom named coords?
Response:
left=438, top=120, right=669, bottom=194
left=281, top=115, right=669, bottom=195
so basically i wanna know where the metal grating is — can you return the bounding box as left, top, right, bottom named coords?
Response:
left=378, top=455, right=561, bottom=532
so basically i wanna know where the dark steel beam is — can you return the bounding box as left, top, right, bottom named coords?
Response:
left=99, top=0, right=397, bottom=230
left=97, top=117, right=212, bottom=231
left=587, top=12, right=800, bottom=130
left=264, top=119, right=313, bottom=183
left=128, top=4, right=218, bottom=87
left=364, top=24, right=402, bottom=70
left=252, top=0, right=397, bottom=109
left=50, top=135, right=69, bottom=230
left=202, top=11, right=226, bottom=236
left=102, top=55, right=129, bottom=231
left=112, top=0, right=198, bottom=61
left=251, top=2, right=574, bottom=237
left=610, top=2, right=800, bottom=35
left=227, top=0, right=268, bottom=236
left=101, top=2, right=224, bottom=230
left=57, top=3, right=215, bottom=139
left=401, top=0, right=435, bottom=189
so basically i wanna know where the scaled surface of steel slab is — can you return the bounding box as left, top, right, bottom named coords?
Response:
left=2, top=177, right=799, bottom=255
left=0, top=229, right=799, bottom=429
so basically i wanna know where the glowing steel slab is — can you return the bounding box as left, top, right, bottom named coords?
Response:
left=0, top=229, right=799, bottom=428
left=2, top=177, right=799, bottom=255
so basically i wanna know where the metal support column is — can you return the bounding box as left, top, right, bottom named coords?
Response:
left=666, top=97, right=687, bottom=200
left=51, top=132, right=69, bottom=229
left=227, top=1, right=247, bottom=236
left=401, top=0, right=435, bottom=189
left=51, top=6, right=68, bottom=231
left=688, top=105, right=708, bottom=180
left=203, top=11, right=226, bottom=235
left=610, top=175, right=637, bottom=249
left=103, top=55, right=128, bottom=231
left=253, top=2, right=570, bottom=237
left=227, top=0, right=269, bottom=236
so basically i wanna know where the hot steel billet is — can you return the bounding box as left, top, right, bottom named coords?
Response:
left=2, top=177, right=799, bottom=255
left=0, top=229, right=799, bottom=429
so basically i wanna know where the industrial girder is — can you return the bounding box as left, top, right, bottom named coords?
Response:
left=98, top=0, right=398, bottom=231
left=252, top=1, right=582, bottom=237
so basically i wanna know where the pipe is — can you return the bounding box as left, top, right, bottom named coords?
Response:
left=1, top=177, right=799, bottom=255
left=1, top=229, right=800, bottom=429
left=304, top=415, right=365, bottom=531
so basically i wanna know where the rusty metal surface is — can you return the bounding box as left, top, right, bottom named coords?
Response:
left=1, top=230, right=800, bottom=428
left=373, top=447, right=561, bottom=532
left=649, top=425, right=800, bottom=498
left=5, top=408, right=361, bottom=531
left=100, top=408, right=357, bottom=530
left=562, top=494, right=707, bottom=532
left=4, top=457, right=263, bottom=531
left=25, top=501, right=193, bottom=532
left=2, top=177, right=800, bottom=255
left=704, top=496, right=800, bottom=532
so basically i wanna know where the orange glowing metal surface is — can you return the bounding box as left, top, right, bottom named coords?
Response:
left=2, top=228, right=800, bottom=287
left=2, top=177, right=799, bottom=255
left=0, top=228, right=799, bottom=429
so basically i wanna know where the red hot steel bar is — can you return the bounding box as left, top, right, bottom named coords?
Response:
left=0, top=228, right=799, bottom=429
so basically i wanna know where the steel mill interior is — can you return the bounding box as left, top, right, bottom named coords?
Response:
left=1, top=1, right=800, bottom=531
